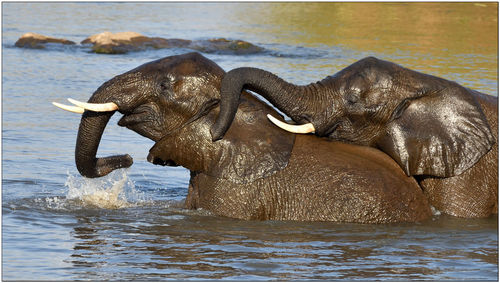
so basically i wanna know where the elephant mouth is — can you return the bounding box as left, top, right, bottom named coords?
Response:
left=322, top=121, right=343, bottom=137
left=146, top=153, right=179, bottom=167
left=116, top=104, right=161, bottom=138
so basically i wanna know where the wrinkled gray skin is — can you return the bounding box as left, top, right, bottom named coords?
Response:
left=211, top=57, right=498, bottom=218
left=74, top=52, right=432, bottom=223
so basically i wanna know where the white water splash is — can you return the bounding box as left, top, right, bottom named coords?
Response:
left=64, top=169, right=147, bottom=209
left=430, top=206, right=441, bottom=216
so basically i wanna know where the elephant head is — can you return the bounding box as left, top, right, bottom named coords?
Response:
left=53, top=52, right=225, bottom=178
left=55, top=52, right=294, bottom=180
left=211, top=57, right=495, bottom=177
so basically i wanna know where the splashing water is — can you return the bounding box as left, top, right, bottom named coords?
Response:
left=64, top=169, right=147, bottom=209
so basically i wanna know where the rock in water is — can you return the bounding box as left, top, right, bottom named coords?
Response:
left=82, top=31, right=263, bottom=55
left=15, top=32, right=76, bottom=48
left=81, top=31, right=192, bottom=54
left=16, top=31, right=264, bottom=55
left=190, top=38, right=264, bottom=55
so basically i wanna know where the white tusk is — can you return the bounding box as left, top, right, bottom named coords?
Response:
left=67, top=98, right=119, bottom=112
left=267, top=114, right=315, bottom=134
left=52, top=102, right=85, bottom=114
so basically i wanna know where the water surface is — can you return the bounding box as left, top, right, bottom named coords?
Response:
left=2, top=2, right=498, bottom=281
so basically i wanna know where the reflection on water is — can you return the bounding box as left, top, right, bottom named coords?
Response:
left=4, top=171, right=497, bottom=281
left=252, top=3, right=497, bottom=55
left=2, top=2, right=498, bottom=281
left=234, top=2, right=498, bottom=93
left=6, top=193, right=493, bottom=281
left=53, top=206, right=500, bottom=280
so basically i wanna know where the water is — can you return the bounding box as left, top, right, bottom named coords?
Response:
left=2, top=2, right=498, bottom=281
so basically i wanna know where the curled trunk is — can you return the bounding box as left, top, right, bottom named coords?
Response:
left=75, top=110, right=132, bottom=178
left=210, top=67, right=322, bottom=141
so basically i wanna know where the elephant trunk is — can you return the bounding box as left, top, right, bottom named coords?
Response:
left=75, top=77, right=134, bottom=178
left=210, top=67, right=321, bottom=141
left=75, top=111, right=132, bottom=178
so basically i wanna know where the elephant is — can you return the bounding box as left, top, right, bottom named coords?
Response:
left=53, top=52, right=432, bottom=223
left=210, top=57, right=498, bottom=218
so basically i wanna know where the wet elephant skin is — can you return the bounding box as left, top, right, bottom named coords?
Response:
left=151, top=96, right=431, bottom=223
left=212, top=57, right=498, bottom=218
left=72, top=52, right=431, bottom=223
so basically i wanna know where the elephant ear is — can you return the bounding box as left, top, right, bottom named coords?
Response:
left=377, top=87, right=495, bottom=177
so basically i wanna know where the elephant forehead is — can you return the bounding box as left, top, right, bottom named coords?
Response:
left=177, top=75, right=218, bottom=91
left=130, top=52, right=223, bottom=77
left=342, top=70, right=393, bottom=94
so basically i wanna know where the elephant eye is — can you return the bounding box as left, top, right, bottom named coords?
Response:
left=160, top=82, right=169, bottom=91
left=346, top=92, right=360, bottom=105
left=160, top=75, right=177, bottom=91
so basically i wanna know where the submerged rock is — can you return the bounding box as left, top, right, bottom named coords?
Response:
left=82, top=31, right=263, bottom=55
left=15, top=32, right=75, bottom=48
left=16, top=31, right=263, bottom=55
left=190, top=38, right=264, bottom=55
left=81, top=31, right=192, bottom=54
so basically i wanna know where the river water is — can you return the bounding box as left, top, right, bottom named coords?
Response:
left=2, top=2, right=498, bottom=281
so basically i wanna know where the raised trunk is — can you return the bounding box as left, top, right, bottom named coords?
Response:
left=74, top=76, right=134, bottom=178
left=210, top=67, right=323, bottom=141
